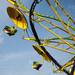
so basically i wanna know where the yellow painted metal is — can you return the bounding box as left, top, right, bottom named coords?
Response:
left=32, top=45, right=51, bottom=62
left=7, top=6, right=28, bottom=30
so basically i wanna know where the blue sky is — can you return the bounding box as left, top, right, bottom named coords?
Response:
left=0, top=0, right=75, bottom=75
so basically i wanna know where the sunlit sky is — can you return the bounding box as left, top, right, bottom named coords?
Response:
left=0, top=0, right=75, bottom=75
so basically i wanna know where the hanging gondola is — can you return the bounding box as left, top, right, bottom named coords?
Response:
left=32, top=61, right=42, bottom=70
left=3, top=26, right=17, bottom=36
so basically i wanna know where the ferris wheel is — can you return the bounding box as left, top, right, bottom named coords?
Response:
left=4, top=0, right=75, bottom=75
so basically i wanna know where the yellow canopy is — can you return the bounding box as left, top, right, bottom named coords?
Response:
left=7, top=6, right=28, bottom=30
left=32, top=45, right=51, bottom=62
